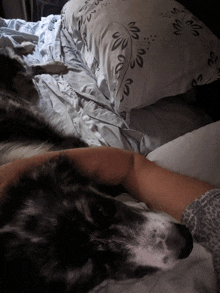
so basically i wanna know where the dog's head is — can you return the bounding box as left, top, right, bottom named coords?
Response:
left=0, top=47, right=39, bottom=103
left=0, top=156, right=193, bottom=292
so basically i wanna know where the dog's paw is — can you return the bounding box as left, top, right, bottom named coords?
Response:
left=14, top=42, right=35, bottom=56
left=40, top=61, right=69, bottom=75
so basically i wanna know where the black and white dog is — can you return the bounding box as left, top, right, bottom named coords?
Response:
left=0, top=47, right=193, bottom=293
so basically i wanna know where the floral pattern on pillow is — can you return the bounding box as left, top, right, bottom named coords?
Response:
left=111, top=22, right=147, bottom=102
left=192, top=51, right=220, bottom=87
left=62, top=0, right=220, bottom=117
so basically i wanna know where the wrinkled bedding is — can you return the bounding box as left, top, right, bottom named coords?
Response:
left=0, top=15, right=151, bottom=154
left=0, top=13, right=217, bottom=293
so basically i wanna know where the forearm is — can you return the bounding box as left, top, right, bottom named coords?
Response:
left=123, top=153, right=214, bottom=220
left=0, top=147, right=134, bottom=191
left=0, top=147, right=214, bottom=221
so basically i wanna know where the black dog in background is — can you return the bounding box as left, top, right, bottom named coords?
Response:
left=0, top=47, right=193, bottom=293
left=0, top=46, right=87, bottom=166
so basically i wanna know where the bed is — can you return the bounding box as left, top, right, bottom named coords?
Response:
left=0, top=0, right=220, bottom=292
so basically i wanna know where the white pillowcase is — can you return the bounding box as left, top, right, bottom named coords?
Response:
left=62, top=0, right=220, bottom=118
left=147, top=121, right=220, bottom=187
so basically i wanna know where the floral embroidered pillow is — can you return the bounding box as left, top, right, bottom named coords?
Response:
left=62, top=0, right=220, bottom=117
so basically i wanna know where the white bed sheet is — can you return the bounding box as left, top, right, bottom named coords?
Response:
left=0, top=15, right=150, bottom=154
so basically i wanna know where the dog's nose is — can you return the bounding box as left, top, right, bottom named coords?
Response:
left=174, top=224, right=193, bottom=259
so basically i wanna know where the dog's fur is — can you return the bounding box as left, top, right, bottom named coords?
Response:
left=0, top=48, right=193, bottom=293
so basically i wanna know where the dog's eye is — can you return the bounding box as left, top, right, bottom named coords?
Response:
left=90, top=200, right=116, bottom=228
left=24, top=215, right=38, bottom=232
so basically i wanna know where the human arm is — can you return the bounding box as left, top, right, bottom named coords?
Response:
left=181, top=189, right=220, bottom=290
left=123, top=152, right=213, bottom=220
left=0, top=146, right=213, bottom=221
